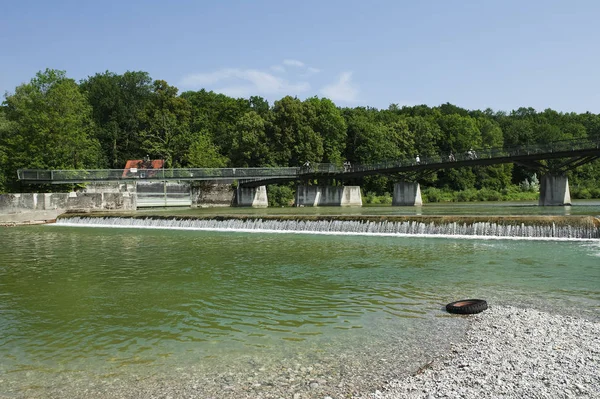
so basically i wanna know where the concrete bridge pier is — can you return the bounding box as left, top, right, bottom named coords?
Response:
left=392, top=182, right=423, bottom=206
left=295, top=185, right=362, bottom=207
left=236, top=186, right=268, bottom=207
left=539, top=174, right=571, bottom=206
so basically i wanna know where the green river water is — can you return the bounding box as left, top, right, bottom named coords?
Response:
left=1, top=202, right=599, bottom=397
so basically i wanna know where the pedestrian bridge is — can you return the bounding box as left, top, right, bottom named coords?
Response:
left=16, top=138, right=600, bottom=206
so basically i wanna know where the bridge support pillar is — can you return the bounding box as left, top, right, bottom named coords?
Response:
left=539, top=174, right=571, bottom=206
left=295, top=185, right=362, bottom=207
left=236, top=186, right=268, bottom=207
left=392, top=182, right=423, bottom=206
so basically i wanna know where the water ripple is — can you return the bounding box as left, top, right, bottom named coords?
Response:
left=1, top=225, right=598, bottom=390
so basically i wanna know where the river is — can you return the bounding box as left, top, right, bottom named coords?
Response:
left=1, top=202, right=599, bottom=398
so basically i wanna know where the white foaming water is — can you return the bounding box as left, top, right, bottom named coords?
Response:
left=54, top=217, right=600, bottom=241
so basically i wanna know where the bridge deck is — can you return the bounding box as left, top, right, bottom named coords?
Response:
left=17, top=138, right=600, bottom=185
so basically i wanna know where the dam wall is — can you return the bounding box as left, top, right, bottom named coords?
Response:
left=0, top=183, right=136, bottom=224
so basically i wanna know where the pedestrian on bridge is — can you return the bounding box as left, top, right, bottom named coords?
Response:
left=415, top=155, right=420, bottom=164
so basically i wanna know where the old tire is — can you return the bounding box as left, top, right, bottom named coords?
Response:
left=446, top=299, right=488, bottom=315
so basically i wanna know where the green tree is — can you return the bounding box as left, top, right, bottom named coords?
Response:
left=181, top=89, right=251, bottom=161
left=343, top=108, right=410, bottom=194
left=139, top=80, right=192, bottom=167
left=475, top=118, right=512, bottom=190
left=249, top=96, right=270, bottom=116
left=435, top=114, right=481, bottom=191
left=268, top=96, right=323, bottom=166
left=406, top=116, right=441, bottom=157
left=578, top=112, right=600, bottom=140
left=304, top=97, right=347, bottom=164
left=230, top=111, right=270, bottom=167
left=80, top=71, right=153, bottom=168
left=344, top=108, right=385, bottom=163
left=2, top=69, right=101, bottom=189
left=499, top=109, right=535, bottom=146
left=436, top=114, right=481, bottom=153
left=185, top=131, right=227, bottom=167
left=0, top=110, right=15, bottom=192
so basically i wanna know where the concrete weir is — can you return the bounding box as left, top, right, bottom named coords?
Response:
left=539, top=175, right=571, bottom=206
left=295, top=185, right=362, bottom=207
left=55, top=214, right=600, bottom=239
left=392, top=182, right=423, bottom=206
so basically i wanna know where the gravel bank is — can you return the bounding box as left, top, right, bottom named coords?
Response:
left=2, top=305, right=598, bottom=399
left=367, top=305, right=600, bottom=399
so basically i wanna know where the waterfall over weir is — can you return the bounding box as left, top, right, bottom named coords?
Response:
left=55, top=215, right=600, bottom=240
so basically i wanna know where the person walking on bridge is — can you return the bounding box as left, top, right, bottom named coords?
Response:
left=303, top=160, right=311, bottom=173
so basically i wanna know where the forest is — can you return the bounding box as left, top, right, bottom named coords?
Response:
left=1, top=69, right=599, bottom=205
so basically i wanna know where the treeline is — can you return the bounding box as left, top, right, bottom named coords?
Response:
left=1, top=68, right=599, bottom=201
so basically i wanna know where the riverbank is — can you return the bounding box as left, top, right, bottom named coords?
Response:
left=365, top=305, right=600, bottom=399
left=4, top=305, right=598, bottom=399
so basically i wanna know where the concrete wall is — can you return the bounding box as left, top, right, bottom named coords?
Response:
left=0, top=184, right=136, bottom=224
left=136, top=181, right=192, bottom=207
left=191, top=183, right=235, bottom=207
left=392, top=182, right=423, bottom=206
left=539, top=174, right=572, bottom=206
left=235, top=186, right=268, bottom=207
left=81, top=182, right=136, bottom=194
left=0, top=182, right=240, bottom=223
left=295, top=185, right=362, bottom=207
left=87, top=181, right=233, bottom=208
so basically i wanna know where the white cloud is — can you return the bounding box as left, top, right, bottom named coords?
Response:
left=320, top=72, right=359, bottom=103
left=283, top=59, right=305, bottom=67
left=180, top=68, right=310, bottom=98
left=307, top=67, right=321, bottom=74
left=270, top=65, right=285, bottom=73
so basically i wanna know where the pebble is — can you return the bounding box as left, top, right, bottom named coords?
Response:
left=5, top=305, right=598, bottom=399
left=366, top=306, right=600, bottom=399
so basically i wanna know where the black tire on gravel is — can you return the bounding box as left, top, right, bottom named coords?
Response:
left=446, top=299, right=488, bottom=315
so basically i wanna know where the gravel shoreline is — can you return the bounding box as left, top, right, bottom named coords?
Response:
left=366, top=305, right=600, bottom=399
left=2, top=305, right=598, bottom=399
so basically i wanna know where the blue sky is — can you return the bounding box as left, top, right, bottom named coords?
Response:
left=1, top=0, right=599, bottom=112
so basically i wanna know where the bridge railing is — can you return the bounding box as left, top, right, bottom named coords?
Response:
left=298, top=164, right=345, bottom=174
left=345, top=137, right=600, bottom=173
left=16, top=137, right=600, bottom=183
left=18, top=167, right=302, bottom=182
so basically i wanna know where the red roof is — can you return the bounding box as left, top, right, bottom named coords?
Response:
left=123, top=159, right=164, bottom=177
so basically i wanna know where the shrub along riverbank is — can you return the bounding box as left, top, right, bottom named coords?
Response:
left=363, top=185, right=600, bottom=205
left=268, top=182, right=597, bottom=207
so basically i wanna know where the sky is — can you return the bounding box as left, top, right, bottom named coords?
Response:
left=1, top=0, right=599, bottom=113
